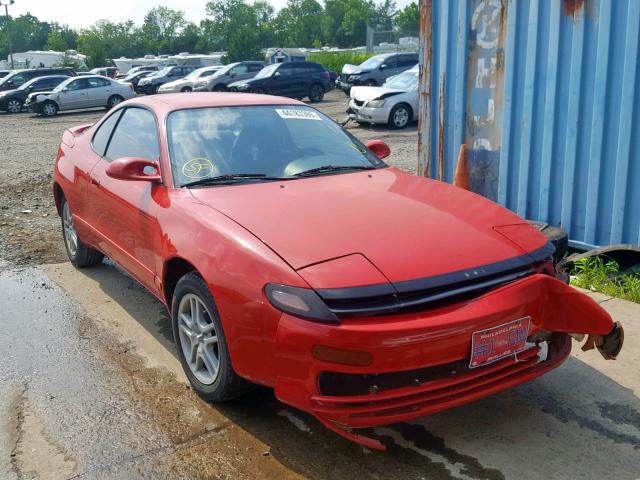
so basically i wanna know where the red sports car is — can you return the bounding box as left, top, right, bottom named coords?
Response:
left=53, top=93, right=623, bottom=450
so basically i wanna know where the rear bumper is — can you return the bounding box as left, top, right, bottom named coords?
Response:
left=273, top=274, right=614, bottom=429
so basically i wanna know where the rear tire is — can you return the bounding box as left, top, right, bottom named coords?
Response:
left=181, top=86, right=192, bottom=93
left=365, top=79, right=377, bottom=86
left=251, top=87, right=266, bottom=94
left=42, top=101, right=58, bottom=117
left=61, top=197, right=104, bottom=268
left=308, top=83, right=325, bottom=102
left=6, top=98, right=23, bottom=114
left=171, top=272, right=249, bottom=402
left=212, top=84, right=227, bottom=92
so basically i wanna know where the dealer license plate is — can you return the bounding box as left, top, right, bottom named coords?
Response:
left=469, top=317, right=530, bottom=368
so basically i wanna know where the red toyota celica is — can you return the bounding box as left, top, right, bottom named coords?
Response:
left=53, top=93, right=623, bottom=450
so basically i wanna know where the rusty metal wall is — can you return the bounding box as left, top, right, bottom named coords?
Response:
left=417, top=0, right=640, bottom=249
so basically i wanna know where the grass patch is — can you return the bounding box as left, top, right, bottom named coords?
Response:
left=308, top=51, right=374, bottom=73
left=570, top=256, right=640, bottom=303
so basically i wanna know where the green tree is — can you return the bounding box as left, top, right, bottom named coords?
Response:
left=274, top=0, right=324, bottom=47
left=394, top=1, right=418, bottom=34
left=322, top=0, right=375, bottom=48
left=44, top=29, right=69, bottom=51
left=141, top=6, right=186, bottom=54
left=204, top=0, right=275, bottom=62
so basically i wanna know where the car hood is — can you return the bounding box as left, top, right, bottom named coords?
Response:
left=161, top=79, right=188, bottom=88
left=342, top=64, right=366, bottom=75
left=0, top=88, right=21, bottom=97
left=189, top=168, right=548, bottom=284
left=351, top=86, right=406, bottom=102
left=28, top=91, right=55, bottom=102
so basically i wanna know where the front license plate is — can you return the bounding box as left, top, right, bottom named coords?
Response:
left=469, top=317, right=530, bottom=368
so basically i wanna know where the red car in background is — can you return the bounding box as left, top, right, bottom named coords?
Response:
left=52, top=93, right=623, bottom=450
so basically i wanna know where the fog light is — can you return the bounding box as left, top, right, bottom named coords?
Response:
left=312, top=345, right=372, bottom=366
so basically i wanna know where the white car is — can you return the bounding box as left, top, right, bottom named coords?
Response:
left=157, top=66, right=223, bottom=94
left=26, top=75, right=135, bottom=116
left=347, top=66, right=418, bottom=129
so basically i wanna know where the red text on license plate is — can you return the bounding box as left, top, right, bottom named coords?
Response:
left=469, top=317, right=530, bottom=368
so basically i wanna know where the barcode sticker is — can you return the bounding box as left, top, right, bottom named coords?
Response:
left=275, top=109, right=322, bottom=120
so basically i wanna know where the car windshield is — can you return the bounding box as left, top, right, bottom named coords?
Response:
left=254, top=64, right=279, bottom=79
left=359, top=56, right=386, bottom=70
left=384, top=71, right=419, bottom=91
left=167, top=105, right=385, bottom=186
left=17, top=77, right=45, bottom=90
left=211, top=63, right=235, bottom=76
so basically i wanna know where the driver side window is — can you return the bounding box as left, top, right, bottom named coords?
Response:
left=105, top=108, right=160, bottom=162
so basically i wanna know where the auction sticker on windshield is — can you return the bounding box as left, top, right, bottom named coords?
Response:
left=469, top=317, right=530, bottom=368
left=276, top=109, right=322, bottom=120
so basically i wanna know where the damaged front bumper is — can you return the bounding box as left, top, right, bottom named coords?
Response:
left=273, top=273, right=623, bottom=450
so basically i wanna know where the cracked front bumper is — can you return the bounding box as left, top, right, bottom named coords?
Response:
left=347, top=99, right=391, bottom=124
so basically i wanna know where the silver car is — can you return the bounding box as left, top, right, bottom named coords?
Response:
left=347, top=66, right=419, bottom=129
left=27, top=75, right=135, bottom=116
left=193, top=61, right=265, bottom=92
left=157, top=66, right=223, bottom=93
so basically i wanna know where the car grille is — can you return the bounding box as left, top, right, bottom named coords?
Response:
left=354, top=99, right=365, bottom=107
left=315, top=243, right=555, bottom=318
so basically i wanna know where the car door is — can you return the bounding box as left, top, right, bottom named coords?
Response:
left=381, top=56, right=400, bottom=80
left=59, top=78, right=90, bottom=109
left=271, top=63, right=298, bottom=96
left=87, top=107, right=164, bottom=295
left=87, top=77, right=112, bottom=106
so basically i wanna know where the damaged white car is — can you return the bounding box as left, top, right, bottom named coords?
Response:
left=346, top=66, right=418, bottom=129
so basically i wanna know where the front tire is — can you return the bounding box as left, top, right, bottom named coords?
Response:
left=171, top=272, right=249, bottom=402
left=181, top=86, right=192, bottom=93
left=388, top=103, right=412, bottom=129
left=308, top=83, right=325, bottom=102
left=6, top=98, right=23, bottom=114
left=42, top=101, right=58, bottom=117
left=61, top=198, right=103, bottom=268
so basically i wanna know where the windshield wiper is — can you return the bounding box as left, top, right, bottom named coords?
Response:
left=294, top=165, right=376, bottom=177
left=182, top=173, right=291, bottom=188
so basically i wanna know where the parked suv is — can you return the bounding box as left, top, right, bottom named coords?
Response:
left=229, top=61, right=330, bottom=102
left=0, top=75, right=70, bottom=113
left=193, top=61, right=264, bottom=92
left=137, top=66, right=196, bottom=94
left=337, top=52, right=418, bottom=94
left=0, top=67, right=77, bottom=92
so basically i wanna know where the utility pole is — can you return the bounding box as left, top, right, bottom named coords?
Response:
left=1, top=0, right=15, bottom=69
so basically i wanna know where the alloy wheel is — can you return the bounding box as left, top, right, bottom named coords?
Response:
left=310, top=85, right=324, bottom=102
left=62, top=201, right=78, bottom=257
left=177, top=293, right=220, bottom=385
left=7, top=99, right=21, bottom=113
left=393, top=107, right=409, bottom=128
left=43, top=103, right=57, bottom=116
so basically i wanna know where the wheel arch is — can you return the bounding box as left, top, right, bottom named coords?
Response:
left=53, top=182, right=64, bottom=216
left=163, top=256, right=203, bottom=310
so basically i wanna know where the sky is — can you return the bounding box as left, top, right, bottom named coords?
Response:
left=8, top=0, right=416, bottom=29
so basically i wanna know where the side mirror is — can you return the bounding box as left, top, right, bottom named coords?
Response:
left=274, top=71, right=281, bottom=78
left=106, top=157, right=162, bottom=183
left=61, top=87, right=69, bottom=92
left=379, top=64, right=387, bottom=70
left=365, top=139, right=391, bottom=160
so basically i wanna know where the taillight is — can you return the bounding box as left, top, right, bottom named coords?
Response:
left=322, top=71, right=329, bottom=79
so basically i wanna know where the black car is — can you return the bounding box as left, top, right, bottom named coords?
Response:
left=136, top=66, right=196, bottom=94
left=120, top=70, right=152, bottom=88
left=0, top=75, right=70, bottom=113
left=0, top=68, right=77, bottom=92
left=229, top=61, right=330, bottom=102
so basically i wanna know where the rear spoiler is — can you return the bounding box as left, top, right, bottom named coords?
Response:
left=61, top=123, right=94, bottom=147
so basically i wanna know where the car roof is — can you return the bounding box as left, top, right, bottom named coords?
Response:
left=128, top=92, right=304, bottom=112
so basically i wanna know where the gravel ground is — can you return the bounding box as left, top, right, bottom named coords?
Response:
left=0, top=90, right=417, bottom=267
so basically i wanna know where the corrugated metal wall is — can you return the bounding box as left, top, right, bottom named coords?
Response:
left=418, top=0, right=640, bottom=249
